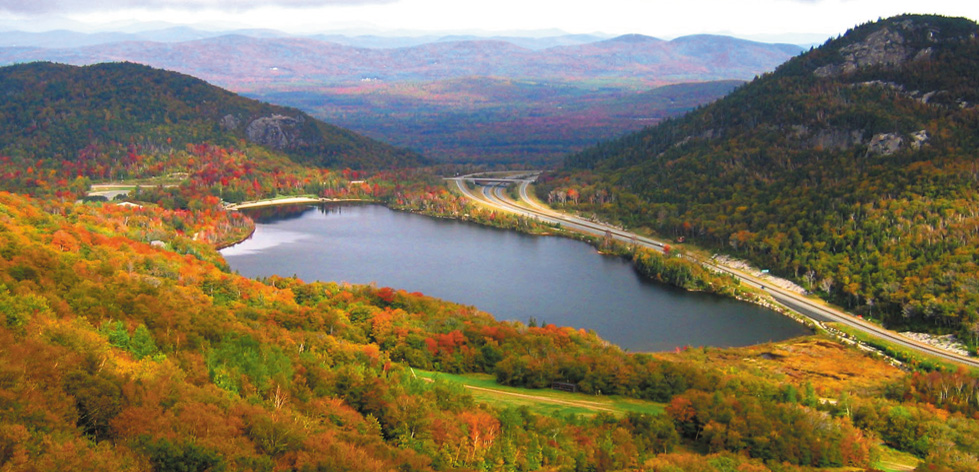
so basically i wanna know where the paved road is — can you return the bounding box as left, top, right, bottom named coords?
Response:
left=448, top=175, right=979, bottom=368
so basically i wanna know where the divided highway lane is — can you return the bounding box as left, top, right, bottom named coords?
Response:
left=449, top=177, right=979, bottom=368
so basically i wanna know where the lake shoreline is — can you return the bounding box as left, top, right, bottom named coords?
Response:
left=219, top=199, right=973, bottom=362
left=219, top=198, right=816, bottom=339
left=215, top=197, right=374, bottom=250
left=225, top=196, right=371, bottom=211
left=222, top=202, right=810, bottom=351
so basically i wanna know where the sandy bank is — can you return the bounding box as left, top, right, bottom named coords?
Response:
left=225, top=197, right=369, bottom=211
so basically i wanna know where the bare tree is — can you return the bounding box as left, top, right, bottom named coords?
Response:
left=804, top=270, right=817, bottom=289
left=818, top=276, right=834, bottom=294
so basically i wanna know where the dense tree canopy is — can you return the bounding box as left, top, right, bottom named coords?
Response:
left=542, top=15, right=979, bottom=345
left=0, top=61, right=425, bottom=176
left=5, top=189, right=979, bottom=470
left=2, top=15, right=979, bottom=471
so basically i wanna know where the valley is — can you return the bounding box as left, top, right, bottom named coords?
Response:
left=0, top=32, right=796, bottom=165
left=246, top=77, right=746, bottom=165
left=1, top=12, right=979, bottom=472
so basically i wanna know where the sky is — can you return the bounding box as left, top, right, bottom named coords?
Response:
left=1, top=0, right=977, bottom=43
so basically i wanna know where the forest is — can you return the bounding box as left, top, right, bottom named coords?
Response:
left=2, top=16, right=979, bottom=470
left=4, top=187, right=979, bottom=471
left=539, top=15, right=979, bottom=349
left=0, top=61, right=425, bottom=175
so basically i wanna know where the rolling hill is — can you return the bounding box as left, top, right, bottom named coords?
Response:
left=0, top=61, right=425, bottom=183
left=540, top=14, right=979, bottom=342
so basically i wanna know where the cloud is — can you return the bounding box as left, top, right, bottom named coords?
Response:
left=0, top=0, right=397, bottom=15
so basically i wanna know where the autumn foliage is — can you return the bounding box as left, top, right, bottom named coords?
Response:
left=2, top=189, right=953, bottom=471
left=3, top=18, right=979, bottom=469
left=544, top=15, right=979, bottom=349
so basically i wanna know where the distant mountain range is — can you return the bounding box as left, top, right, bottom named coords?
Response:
left=0, top=28, right=802, bottom=165
left=0, top=26, right=227, bottom=48
left=0, top=31, right=802, bottom=86
left=253, top=78, right=745, bottom=165
left=0, top=26, right=612, bottom=50
left=310, top=33, right=613, bottom=50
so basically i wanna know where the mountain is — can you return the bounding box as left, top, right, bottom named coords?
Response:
left=0, top=33, right=799, bottom=165
left=0, top=33, right=802, bottom=86
left=309, top=33, right=612, bottom=50
left=0, top=26, right=298, bottom=48
left=0, top=61, right=424, bottom=179
left=541, top=15, right=979, bottom=340
left=0, top=26, right=232, bottom=48
left=0, top=28, right=610, bottom=51
left=544, top=34, right=803, bottom=80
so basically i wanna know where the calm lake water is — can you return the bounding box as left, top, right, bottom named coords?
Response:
left=221, top=204, right=810, bottom=351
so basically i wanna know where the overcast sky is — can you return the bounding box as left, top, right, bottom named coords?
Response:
left=1, top=0, right=977, bottom=43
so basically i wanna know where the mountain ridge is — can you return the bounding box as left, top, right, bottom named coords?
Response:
left=542, top=14, right=979, bottom=342
left=0, top=61, right=425, bottom=190
left=0, top=32, right=803, bottom=86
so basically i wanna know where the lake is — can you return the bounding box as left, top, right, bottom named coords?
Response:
left=221, top=204, right=810, bottom=351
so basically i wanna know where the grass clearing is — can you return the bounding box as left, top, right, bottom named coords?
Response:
left=413, top=369, right=664, bottom=418
left=664, top=337, right=906, bottom=397
left=874, top=445, right=920, bottom=472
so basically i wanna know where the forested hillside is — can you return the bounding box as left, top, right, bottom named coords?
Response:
left=0, top=61, right=424, bottom=186
left=541, top=15, right=979, bottom=344
left=3, top=182, right=979, bottom=471
left=2, top=25, right=979, bottom=470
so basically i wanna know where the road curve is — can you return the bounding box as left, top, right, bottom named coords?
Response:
left=448, top=176, right=979, bottom=368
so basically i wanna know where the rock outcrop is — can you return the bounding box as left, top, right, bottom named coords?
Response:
left=910, top=130, right=930, bottom=150
left=788, top=127, right=932, bottom=155
left=811, top=17, right=962, bottom=79
left=245, top=114, right=307, bottom=150
left=867, top=133, right=904, bottom=155
left=815, top=28, right=913, bottom=77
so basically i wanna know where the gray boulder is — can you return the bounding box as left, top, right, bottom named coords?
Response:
left=245, top=114, right=306, bottom=150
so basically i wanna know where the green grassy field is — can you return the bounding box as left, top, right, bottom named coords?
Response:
left=874, top=445, right=920, bottom=472
left=414, top=370, right=664, bottom=418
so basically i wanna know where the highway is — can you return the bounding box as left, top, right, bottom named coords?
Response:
left=447, top=173, right=979, bottom=368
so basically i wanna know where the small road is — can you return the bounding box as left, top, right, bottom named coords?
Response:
left=448, top=174, right=979, bottom=368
